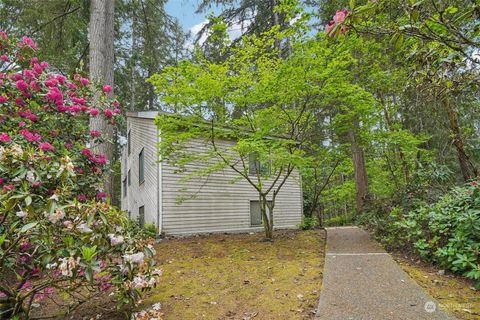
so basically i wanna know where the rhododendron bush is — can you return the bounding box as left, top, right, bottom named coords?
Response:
left=0, top=33, right=160, bottom=318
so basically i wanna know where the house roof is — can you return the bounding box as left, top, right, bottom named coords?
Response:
left=126, top=110, right=162, bottom=119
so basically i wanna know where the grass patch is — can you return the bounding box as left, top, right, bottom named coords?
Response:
left=144, top=229, right=325, bottom=319
left=392, top=253, right=480, bottom=319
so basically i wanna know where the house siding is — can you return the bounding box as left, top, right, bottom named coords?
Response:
left=121, top=116, right=159, bottom=228
left=122, top=112, right=303, bottom=236
left=161, top=138, right=302, bottom=235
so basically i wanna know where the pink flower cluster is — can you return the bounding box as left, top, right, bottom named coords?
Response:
left=325, top=9, right=349, bottom=36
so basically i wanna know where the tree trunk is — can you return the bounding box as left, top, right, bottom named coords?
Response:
left=443, top=98, right=477, bottom=181
left=260, top=194, right=273, bottom=240
left=89, top=0, right=115, bottom=197
left=348, top=122, right=369, bottom=213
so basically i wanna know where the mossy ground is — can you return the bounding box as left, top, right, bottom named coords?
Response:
left=143, top=229, right=325, bottom=320
left=392, top=253, right=480, bottom=319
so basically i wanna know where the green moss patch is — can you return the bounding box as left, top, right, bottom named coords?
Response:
left=393, top=253, right=480, bottom=319
left=144, top=230, right=325, bottom=319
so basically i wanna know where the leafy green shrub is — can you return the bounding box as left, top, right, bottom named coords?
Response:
left=365, top=181, right=480, bottom=288
left=299, top=216, right=319, bottom=230
left=143, top=223, right=158, bottom=238
left=324, top=213, right=354, bottom=227
left=0, top=33, right=161, bottom=318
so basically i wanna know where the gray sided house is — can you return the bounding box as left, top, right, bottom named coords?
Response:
left=121, top=111, right=303, bottom=236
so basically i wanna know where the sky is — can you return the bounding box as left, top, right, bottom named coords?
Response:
left=165, top=0, right=221, bottom=32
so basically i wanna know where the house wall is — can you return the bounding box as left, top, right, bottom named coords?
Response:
left=121, top=116, right=159, bottom=228
left=161, top=138, right=303, bottom=235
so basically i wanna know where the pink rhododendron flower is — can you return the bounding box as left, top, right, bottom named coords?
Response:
left=89, top=108, right=99, bottom=116
left=30, top=80, right=41, bottom=91
left=0, top=31, right=7, bottom=39
left=90, top=130, right=101, bottom=138
left=27, top=114, right=38, bottom=122
left=16, top=80, right=28, bottom=91
left=71, top=97, right=86, bottom=105
left=102, top=85, right=112, bottom=93
left=45, top=87, right=63, bottom=104
left=80, top=78, right=89, bottom=86
left=39, top=142, right=55, bottom=152
left=0, top=55, right=9, bottom=62
left=333, top=9, right=347, bottom=24
left=20, top=129, right=42, bottom=142
left=23, top=69, right=35, bottom=79
left=67, top=83, right=77, bottom=90
left=30, top=57, right=39, bottom=64
left=3, top=184, right=14, bottom=191
left=19, top=121, right=26, bottom=127
left=77, top=194, right=87, bottom=202
left=33, top=63, right=43, bottom=75
left=44, top=79, right=58, bottom=87
left=95, top=154, right=106, bottom=165
left=113, top=100, right=120, bottom=107
left=104, top=109, right=113, bottom=118
left=40, top=61, right=49, bottom=69
left=21, top=36, right=37, bottom=50
left=0, top=178, right=3, bottom=186
left=0, top=133, right=11, bottom=142
left=81, top=148, right=93, bottom=158
left=114, top=108, right=121, bottom=114
left=0, top=96, right=6, bottom=103
left=56, top=75, right=66, bottom=85
left=15, top=98, right=25, bottom=107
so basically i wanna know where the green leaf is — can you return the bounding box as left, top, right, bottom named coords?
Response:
left=85, top=267, right=93, bottom=282
left=24, top=196, right=32, bottom=206
left=394, top=34, right=405, bottom=50
left=445, top=6, right=458, bottom=14
left=81, top=245, right=97, bottom=262
left=20, top=222, right=38, bottom=233
left=0, top=233, right=6, bottom=246
left=349, top=0, right=355, bottom=10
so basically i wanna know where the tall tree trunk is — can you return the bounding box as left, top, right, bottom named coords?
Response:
left=443, top=98, right=477, bottom=181
left=130, top=2, right=137, bottom=111
left=89, top=0, right=115, bottom=197
left=348, top=121, right=369, bottom=213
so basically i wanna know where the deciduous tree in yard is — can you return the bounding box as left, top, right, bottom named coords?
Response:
left=148, top=15, right=373, bottom=238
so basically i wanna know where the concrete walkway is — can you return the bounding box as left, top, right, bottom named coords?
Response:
left=315, top=226, right=456, bottom=320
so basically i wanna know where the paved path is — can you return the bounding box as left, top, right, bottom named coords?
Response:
left=315, top=226, right=455, bottom=320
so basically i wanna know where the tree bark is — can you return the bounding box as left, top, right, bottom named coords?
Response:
left=348, top=121, right=369, bottom=213
left=89, top=0, right=115, bottom=196
left=443, top=98, right=477, bottom=181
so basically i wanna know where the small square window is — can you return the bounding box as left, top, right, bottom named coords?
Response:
left=122, top=178, right=127, bottom=197
left=248, top=153, right=270, bottom=176
left=139, top=148, right=145, bottom=184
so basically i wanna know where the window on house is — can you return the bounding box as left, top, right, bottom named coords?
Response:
left=250, top=200, right=272, bottom=226
left=127, top=130, right=131, bottom=155
left=139, top=148, right=145, bottom=184
left=138, top=206, right=145, bottom=228
left=122, top=178, right=127, bottom=197
left=248, top=153, right=270, bottom=176
left=128, top=169, right=131, bottom=186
